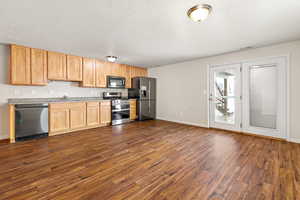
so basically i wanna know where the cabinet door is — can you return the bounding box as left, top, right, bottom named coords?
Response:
left=69, top=102, right=86, bottom=129
left=110, top=63, right=122, bottom=77
left=130, top=99, right=137, bottom=120
left=87, top=102, right=100, bottom=126
left=10, top=44, right=31, bottom=85
left=82, top=58, right=96, bottom=87
left=131, top=66, right=148, bottom=78
left=48, top=51, right=67, bottom=80
left=100, top=101, right=111, bottom=123
left=124, top=65, right=131, bottom=88
left=95, top=60, right=106, bottom=88
left=49, top=103, right=70, bottom=134
left=31, top=48, right=48, bottom=85
left=139, top=67, right=148, bottom=77
left=130, top=66, right=139, bottom=78
left=67, top=55, right=83, bottom=81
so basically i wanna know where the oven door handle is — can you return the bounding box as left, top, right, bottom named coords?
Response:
left=112, top=109, right=130, bottom=112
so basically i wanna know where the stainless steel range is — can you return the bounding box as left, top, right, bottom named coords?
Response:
left=103, top=92, right=130, bottom=125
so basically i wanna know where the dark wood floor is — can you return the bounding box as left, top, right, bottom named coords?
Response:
left=0, top=120, right=299, bottom=200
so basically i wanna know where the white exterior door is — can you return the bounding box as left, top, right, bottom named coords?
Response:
left=209, top=64, right=242, bottom=132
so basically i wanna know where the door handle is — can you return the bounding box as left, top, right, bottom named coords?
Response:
left=149, top=80, right=151, bottom=112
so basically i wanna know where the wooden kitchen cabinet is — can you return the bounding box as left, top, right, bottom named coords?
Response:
left=139, top=67, right=148, bottom=77
left=124, top=65, right=132, bottom=88
left=110, top=63, right=122, bottom=77
left=86, top=102, right=100, bottom=127
left=49, top=103, right=70, bottom=135
left=100, top=101, right=111, bottom=124
left=67, top=55, right=83, bottom=81
left=131, top=66, right=148, bottom=78
left=9, top=44, right=147, bottom=88
left=69, top=102, right=86, bottom=129
left=48, top=51, right=67, bottom=80
left=130, top=99, right=138, bottom=120
left=82, top=58, right=96, bottom=87
left=31, top=48, right=47, bottom=85
left=10, top=44, right=31, bottom=85
left=10, top=45, right=48, bottom=86
left=95, top=59, right=107, bottom=88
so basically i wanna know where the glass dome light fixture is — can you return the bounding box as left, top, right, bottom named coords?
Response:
left=187, top=4, right=212, bottom=22
left=106, top=56, right=118, bottom=63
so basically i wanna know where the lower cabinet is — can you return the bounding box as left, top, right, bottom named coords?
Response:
left=87, top=102, right=100, bottom=127
left=130, top=99, right=138, bottom=120
left=49, top=103, right=70, bottom=135
left=49, top=101, right=111, bottom=136
left=69, top=102, right=86, bottom=130
left=100, top=101, right=111, bottom=124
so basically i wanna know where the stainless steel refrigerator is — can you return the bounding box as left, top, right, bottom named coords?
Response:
left=128, top=77, right=156, bottom=120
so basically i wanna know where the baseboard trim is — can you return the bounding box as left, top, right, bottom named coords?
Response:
left=288, top=138, right=300, bottom=144
left=157, top=117, right=209, bottom=128
left=156, top=118, right=300, bottom=143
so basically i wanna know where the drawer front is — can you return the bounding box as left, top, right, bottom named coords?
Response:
left=87, top=102, right=100, bottom=107
left=50, top=103, right=69, bottom=109
left=68, top=102, right=86, bottom=108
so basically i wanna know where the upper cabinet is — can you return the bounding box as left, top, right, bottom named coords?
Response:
left=9, top=44, right=147, bottom=88
left=95, top=59, right=107, bottom=88
left=10, top=44, right=48, bottom=86
left=124, top=65, right=132, bottom=88
left=131, top=66, right=148, bottom=78
left=31, top=48, right=47, bottom=85
left=67, top=55, right=83, bottom=81
left=48, top=51, right=67, bottom=80
left=110, top=63, right=122, bottom=77
left=82, top=58, right=96, bottom=87
left=10, top=45, right=31, bottom=85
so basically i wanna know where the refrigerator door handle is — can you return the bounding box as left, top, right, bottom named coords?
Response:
left=149, top=80, right=151, bottom=112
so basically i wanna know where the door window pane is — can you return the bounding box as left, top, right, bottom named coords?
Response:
left=214, top=69, right=236, bottom=124
left=249, top=65, right=277, bottom=129
left=214, top=98, right=235, bottom=124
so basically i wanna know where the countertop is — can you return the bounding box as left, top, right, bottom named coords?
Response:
left=8, top=97, right=111, bottom=105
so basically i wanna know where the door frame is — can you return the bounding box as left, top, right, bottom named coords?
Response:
left=207, top=55, right=290, bottom=140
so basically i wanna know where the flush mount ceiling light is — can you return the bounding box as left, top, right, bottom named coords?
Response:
left=106, top=56, right=118, bottom=62
left=187, top=4, right=212, bottom=22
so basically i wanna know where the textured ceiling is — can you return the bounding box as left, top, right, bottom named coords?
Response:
left=0, top=0, right=300, bottom=67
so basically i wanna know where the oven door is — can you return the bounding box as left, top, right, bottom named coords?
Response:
left=107, top=76, right=126, bottom=88
left=112, top=110, right=130, bottom=125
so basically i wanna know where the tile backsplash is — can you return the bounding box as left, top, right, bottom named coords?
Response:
left=10, top=81, right=128, bottom=99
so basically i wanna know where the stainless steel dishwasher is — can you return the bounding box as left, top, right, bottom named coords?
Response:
left=15, top=104, right=49, bottom=141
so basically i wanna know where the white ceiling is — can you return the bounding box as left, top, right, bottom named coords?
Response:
left=1, top=0, right=300, bottom=67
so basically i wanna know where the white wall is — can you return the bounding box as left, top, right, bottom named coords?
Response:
left=0, top=44, right=126, bottom=139
left=149, top=40, right=300, bottom=142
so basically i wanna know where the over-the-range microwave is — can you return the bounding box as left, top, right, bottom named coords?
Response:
left=107, top=76, right=126, bottom=88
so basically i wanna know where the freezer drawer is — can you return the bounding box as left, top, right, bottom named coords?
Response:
left=138, top=100, right=156, bottom=120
